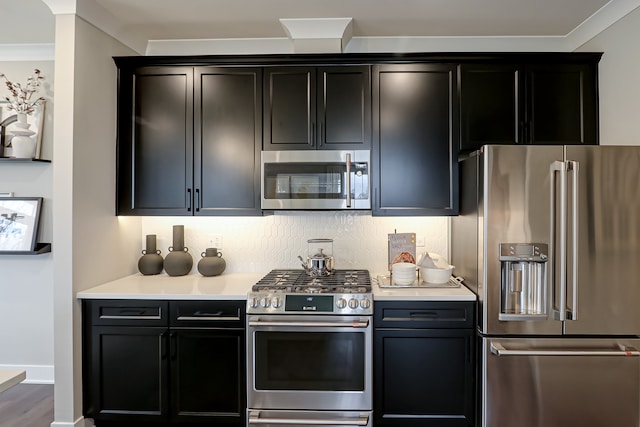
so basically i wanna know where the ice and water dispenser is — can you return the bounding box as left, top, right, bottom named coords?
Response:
left=499, top=243, right=549, bottom=320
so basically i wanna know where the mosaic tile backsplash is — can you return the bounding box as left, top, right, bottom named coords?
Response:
left=141, top=212, right=449, bottom=275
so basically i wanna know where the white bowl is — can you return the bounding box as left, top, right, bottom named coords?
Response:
left=420, top=266, right=453, bottom=284
left=392, top=263, right=417, bottom=285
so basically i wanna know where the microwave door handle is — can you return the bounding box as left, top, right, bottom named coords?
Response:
left=550, top=161, right=567, bottom=321
left=568, top=160, right=579, bottom=320
left=346, top=153, right=352, bottom=208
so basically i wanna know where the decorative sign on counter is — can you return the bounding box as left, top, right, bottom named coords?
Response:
left=388, top=232, right=416, bottom=270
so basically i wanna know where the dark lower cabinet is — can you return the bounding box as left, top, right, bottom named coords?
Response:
left=374, top=301, right=476, bottom=427
left=83, top=299, right=246, bottom=427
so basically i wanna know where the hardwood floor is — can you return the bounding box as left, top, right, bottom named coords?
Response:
left=0, top=384, right=53, bottom=427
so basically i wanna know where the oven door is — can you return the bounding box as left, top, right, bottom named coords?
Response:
left=247, top=315, right=372, bottom=411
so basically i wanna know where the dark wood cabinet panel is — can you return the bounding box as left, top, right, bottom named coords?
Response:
left=459, top=60, right=599, bottom=153
left=195, top=67, right=262, bottom=215
left=264, top=66, right=371, bottom=150
left=460, top=64, right=521, bottom=151
left=171, top=329, right=245, bottom=424
left=374, top=301, right=475, bottom=427
left=528, top=63, right=597, bottom=146
left=373, top=63, right=458, bottom=216
left=117, top=67, right=194, bottom=215
left=85, top=326, right=169, bottom=422
left=83, top=300, right=246, bottom=427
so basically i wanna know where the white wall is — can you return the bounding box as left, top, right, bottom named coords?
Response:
left=0, top=60, right=54, bottom=383
left=578, top=7, right=640, bottom=146
left=51, top=14, right=139, bottom=427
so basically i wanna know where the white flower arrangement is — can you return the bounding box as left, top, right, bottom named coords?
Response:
left=0, top=69, right=45, bottom=115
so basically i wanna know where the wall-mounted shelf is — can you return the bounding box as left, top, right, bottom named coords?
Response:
left=0, top=157, right=51, bottom=163
left=0, top=243, right=51, bottom=255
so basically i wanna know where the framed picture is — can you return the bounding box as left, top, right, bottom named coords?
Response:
left=0, top=197, right=43, bottom=252
left=0, top=100, right=46, bottom=159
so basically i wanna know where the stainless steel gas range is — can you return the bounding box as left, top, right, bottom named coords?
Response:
left=247, top=269, right=373, bottom=427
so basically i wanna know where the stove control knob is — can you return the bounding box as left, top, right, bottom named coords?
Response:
left=271, top=296, right=282, bottom=309
left=360, top=298, right=371, bottom=309
left=348, top=298, right=359, bottom=309
left=336, top=298, right=347, bottom=309
left=260, top=297, right=271, bottom=308
left=250, top=297, right=260, bottom=309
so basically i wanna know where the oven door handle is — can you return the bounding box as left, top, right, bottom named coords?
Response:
left=249, top=413, right=369, bottom=426
left=248, top=319, right=370, bottom=328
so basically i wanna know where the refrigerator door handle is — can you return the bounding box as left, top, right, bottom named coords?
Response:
left=491, top=342, right=640, bottom=357
left=567, top=160, right=580, bottom=320
left=550, top=160, right=568, bottom=321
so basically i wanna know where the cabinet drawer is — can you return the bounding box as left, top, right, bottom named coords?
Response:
left=374, top=301, right=474, bottom=329
left=170, top=300, right=245, bottom=328
left=84, top=300, right=168, bottom=326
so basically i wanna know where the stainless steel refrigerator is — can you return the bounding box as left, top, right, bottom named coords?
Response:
left=451, top=145, right=640, bottom=427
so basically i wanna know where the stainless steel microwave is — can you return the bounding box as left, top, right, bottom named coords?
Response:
left=261, top=150, right=371, bottom=210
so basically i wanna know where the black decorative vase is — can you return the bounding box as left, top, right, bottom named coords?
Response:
left=138, top=234, right=163, bottom=275
left=164, top=225, right=193, bottom=276
left=197, top=248, right=226, bottom=276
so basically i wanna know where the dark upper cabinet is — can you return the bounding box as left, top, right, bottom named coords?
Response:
left=373, top=63, right=459, bottom=216
left=263, top=66, right=371, bottom=150
left=117, top=66, right=194, bottom=215
left=116, top=65, right=262, bottom=216
left=460, top=59, right=599, bottom=153
left=194, top=67, right=262, bottom=214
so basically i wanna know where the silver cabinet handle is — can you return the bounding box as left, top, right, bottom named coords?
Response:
left=249, top=319, right=369, bottom=328
left=176, top=316, right=240, bottom=321
left=346, top=153, right=352, bottom=208
left=249, top=414, right=369, bottom=426
left=491, top=342, right=640, bottom=357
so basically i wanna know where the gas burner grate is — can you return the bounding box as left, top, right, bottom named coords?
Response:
left=253, top=269, right=371, bottom=293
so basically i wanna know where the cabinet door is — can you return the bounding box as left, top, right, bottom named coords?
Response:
left=527, top=63, right=598, bottom=145
left=374, top=328, right=475, bottom=427
left=373, top=64, right=458, bottom=216
left=460, top=64, right=521, bottom=153
left=85, top=326, right=169, bottom=422
left=195, top=67, right=262, bottom=215
left=171, top=328, right=245, bottom=425
left=264, top=67, right=316, bottom=150
left=318, top=66, right=371, bottom=150
left=117, top=66, right=194, bottom=215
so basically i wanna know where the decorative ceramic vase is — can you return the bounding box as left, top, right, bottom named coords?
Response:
left=197, top=247, right=226, bottom=277
left=10, top=113, right=36, bottom=159
left=164, top=225, right=193, bottom=276
left=137, top=234, right=163, bottom=275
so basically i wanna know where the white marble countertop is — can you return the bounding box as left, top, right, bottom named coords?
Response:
left=77, top=271, right=476, bottom=302
left=0, top=369, right=26, bottom=393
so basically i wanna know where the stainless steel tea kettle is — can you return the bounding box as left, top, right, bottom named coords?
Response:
left=298, top=238, right=335, bottom=276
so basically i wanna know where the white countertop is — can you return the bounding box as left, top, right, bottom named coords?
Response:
left=77, top=272, right=476, bottom=302
left=77, top=272, right=264, bottom=300
left=0, top=369, right=26, bottom=393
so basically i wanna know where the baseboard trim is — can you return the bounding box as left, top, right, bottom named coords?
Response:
left=51, top=416, right=87, bottom=427
left=0, top=364, right=54, bottom=384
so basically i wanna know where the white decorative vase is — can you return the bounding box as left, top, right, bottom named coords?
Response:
left=10, top=113, right=36, bottom=159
